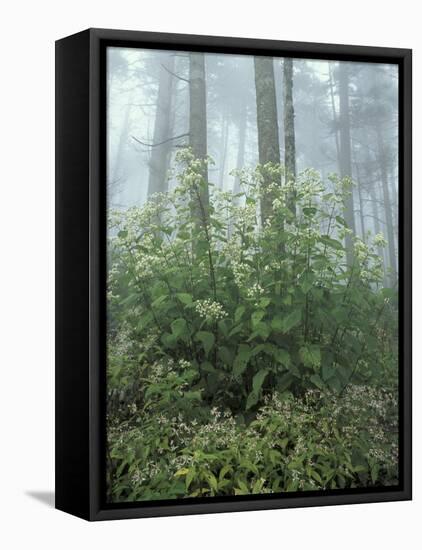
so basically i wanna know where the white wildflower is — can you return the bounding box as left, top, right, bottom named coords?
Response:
left=374, top=233, right=387, bottom=247
left=195, top=299, right=228, bottom=321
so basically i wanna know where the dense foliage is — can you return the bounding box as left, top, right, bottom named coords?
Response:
left=106, top=150, right=398, bottom=502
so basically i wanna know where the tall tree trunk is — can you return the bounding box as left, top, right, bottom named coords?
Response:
left=228, top=101, right=248, bottom=238
left=109, top=91, right=133, bottom=203
left=328, top=63, right=340, bottom=171
left=357, top=179, right=366, bottom=241
left=147, top=54, right=176, bottom=198
left=218, top=111, right=230, bottom=189
left=233, top=101, right=247, bottom=196
left=376, top=127, right=397, bottom=286
left=369, top=185, right=389, bottom=288
left=189, top=52, right=209, bottom=220
left=388, top=163, right=399, bottom=256
left=338, top=63, right=356, bottom=265
left=254, top=56, right=280, bottom=223
left=283, top=58, right=296, bottom=214
left=353, top=151, right=366, bottom=240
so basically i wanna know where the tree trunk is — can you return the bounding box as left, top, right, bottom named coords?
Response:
left=376, top=127, right=397, bottom=286
left=283, top=58, right=296, bottom=214
left=147, top=54, right=176, bottom=198
left=233, top=101, right=247, bottom=196
left=254, top=56, right=281, bottom=223
left=189, top=52, right=209, bottom=220
left=328, top=63, right=340, bottom=171
left=338, top=62, right=356, bottom=265
left=218, top=111, right=230, bottom=189
left=368, top=185, right=389, bottom=288
left=353, top=152, right=366, bottom=240
left=109, top=91, right=133, bottom=203
left=357, top=179, right=366, bottom=240
left=388, top=164, right=399, bottom=257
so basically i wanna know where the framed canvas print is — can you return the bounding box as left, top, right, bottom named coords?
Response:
left=55, top=28, right=412, bottom=521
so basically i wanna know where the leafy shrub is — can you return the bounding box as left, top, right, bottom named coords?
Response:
left=107, top=383, right=398, bottom=501
left=108, top=150, right=397, bottom=410
left=106, top=149, right=398, bottom=501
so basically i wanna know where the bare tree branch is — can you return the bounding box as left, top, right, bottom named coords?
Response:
left=131, top=133, right=189, bottom=148
left=126, top=103, right=156, bottom=108
left=161, top=63, right=190, bottom=84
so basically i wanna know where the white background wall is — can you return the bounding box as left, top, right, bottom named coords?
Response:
left=0, top=1, right=419, bottom=548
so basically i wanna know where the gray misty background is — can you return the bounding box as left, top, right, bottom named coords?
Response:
left=107, top=47, right=398, bottom=285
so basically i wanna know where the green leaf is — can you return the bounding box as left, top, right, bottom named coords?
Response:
left=327, top=377, right=342, bottom=393
left=259, top=297, right=271, bottom=309
left=303, top=206, right=317, bottom=217
left=282, top=310, right=302, bottom=333
left=218, top=319, right=229, bottom=337
left=240, top=460, right=259, bottom=475
left=195, top=331, right=215, bottom=356
left=235, top=480, right=249, bottom=495
left=218, top=346, right=232, bottom=364
left=205, top=472, right=218, bottom=492
left=320, top=235, right=344, bottom=251
left=219, top=465, right=232, bottom=481
left=175, top=468, right=189, bottom=477
left=250, top=343, right=267, bottom=357
left=120, top=293, right=138, bottom=308
left=381, top=287, right=398, bottom=300
left=186, top=468, right=196, bottom=490
left=288, top=363, right=301, bottom=377
left=171, top=318, right=188, bottom=340
left=370, top=464, right=379, bottom=484
left=311, top=470, right=323, bottom=484
left=137, top=311, right=153, bottom=331
left=273, top=348, right=291, bottom=367
left=271, top=315, right=284, bottom=332
left=201, top=361, right=215, bottom=373
left=161, top=332, right=176, bottom=349
left=251, top=310, right=266, bottom=328
left=252, top=369, right=269, bottom=394
left=151, top=294, right=168, bottom=308
left=176, top=293, right=193, bottom=305
left=252, top=478, right=265, bottom=494
left=246, top=369, right=268, bottom=410
left=283, top=294, right=292, bottom=305
left=246, top=391, right=259, bottom=410
left=352, top=464, right=367, bottom=474
left=300, top=271, right=315, bottom=294
left=249, top=322, right=271, bottom=341
left=322, top=363, right=335, bottom=381
left=233, top=344, right=252, bottom=378
left=276, top=373, right=295, bottom=392
left=185, top=390, right=202, bottom=401
left=300, top=344, right=321, bottom=368
left=310, top=373, right=324, bottom=390
left=235, top=305, right=246, bottom=323
left=228, top=323, right=243, bottom=337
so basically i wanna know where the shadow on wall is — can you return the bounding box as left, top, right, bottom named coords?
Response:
left=25, top=491, right=55, bottom=508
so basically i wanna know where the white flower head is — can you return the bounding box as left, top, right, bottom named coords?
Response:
left=195, top=299, right=228, bottom=321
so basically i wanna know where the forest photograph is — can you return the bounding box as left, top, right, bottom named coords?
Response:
left=105, top=45, right=399, bottom=503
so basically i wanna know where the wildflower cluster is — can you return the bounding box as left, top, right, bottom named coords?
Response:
left=106, top=151, right=399, bottom=503
left=374, top=232, right=388, bottom=247
left=246, top=282, right=264, bottom=301
left=353, top=237, right=370, bottom=262
left=194, top=299, right=228, bottom=321
left=107, top=384, right=399, bottom=501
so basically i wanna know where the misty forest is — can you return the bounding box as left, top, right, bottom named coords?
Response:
left=106, top=47, right=399, bottom=503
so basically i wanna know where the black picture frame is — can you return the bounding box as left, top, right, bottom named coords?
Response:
left=55, top=28, right=412, bottom=521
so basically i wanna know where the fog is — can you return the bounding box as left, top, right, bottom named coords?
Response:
left=107, top=46, right=398, bottom=283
